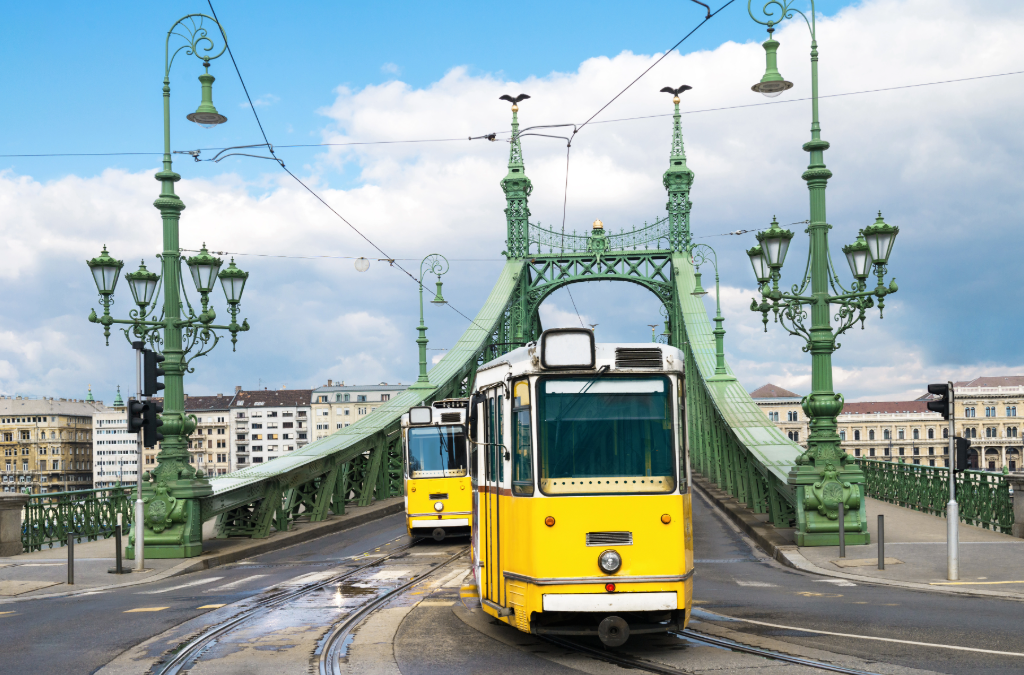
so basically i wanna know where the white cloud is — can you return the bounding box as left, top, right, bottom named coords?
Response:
left=381, top=63, right=400, bottom=75
left=2, top=0, right=1023, bottom=402
left=241, top=94, right=280, bottom=108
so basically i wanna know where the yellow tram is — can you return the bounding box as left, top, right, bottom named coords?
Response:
left=470, top=328, right=694, bottom=646
left=401, top=399, right=473, bottom=540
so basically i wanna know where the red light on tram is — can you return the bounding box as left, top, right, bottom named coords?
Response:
left=605, top=583, right=616, bottom=592
left=544, top=516, right=555, bottom=527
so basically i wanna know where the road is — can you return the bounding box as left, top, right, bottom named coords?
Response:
left=2, top=493, right=1022, bottom=674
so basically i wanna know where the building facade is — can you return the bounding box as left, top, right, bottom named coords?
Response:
left=92, top=388, right=139, bottom=488
left=185, top=394, right=233, bottom=477
left=230, top=388, right=312, bottom=470
left=310, top=381, right=408, bottom=442
left=1, top=395, right=105, bottom=493
left=753, top=377, right=1023, bottom=472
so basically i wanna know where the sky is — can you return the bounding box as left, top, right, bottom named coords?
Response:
left=0, top=0, right=1021, bottom=404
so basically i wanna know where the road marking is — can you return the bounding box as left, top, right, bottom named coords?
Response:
left=125, top=607, right=168, bottom=612
left=706, top=611, right=1024, bottom=657
left=930, top=580, right=1024, bottom=586
left=418, top=600, right=455, bottom=606
left=795, top=592, right=842, bottom=597
left=137, top=577, right=223, bottom=594
left=734, top=580, right=776, bottom=587
left=814, top=579, right=857, bottom=587
left=198, top=604, right=226, bottom=609
left=0, top=611, right=16, bottom=616
left=367, top=569, right=411, bottom=581
left=205, top=575, right=267, bottom=592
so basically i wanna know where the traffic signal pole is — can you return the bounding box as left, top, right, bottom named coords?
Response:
left=946, top=381, right=958, bottom=581
left=135, top=343, right=145, bottom=572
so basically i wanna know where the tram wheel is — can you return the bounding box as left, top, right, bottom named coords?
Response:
left=432, top=528, right=446, bottom=541
left=598, top=615, right=630, bottom=647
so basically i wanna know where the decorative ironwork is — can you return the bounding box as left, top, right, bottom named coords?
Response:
left=528, top=217, right=671, bottom=254
left=22, top=487, right=133, bottom=552
left=856, top=459, right=1014, bottom=534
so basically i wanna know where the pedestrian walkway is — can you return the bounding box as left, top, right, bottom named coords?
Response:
left=694, top=475, right=1024, bottom=600
left=0, top=497, right=403, bottom=600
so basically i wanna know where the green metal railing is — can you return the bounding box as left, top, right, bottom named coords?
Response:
left=856, top=458, right=1015, bottom=534
left=21, top=486, right=134, bottom=552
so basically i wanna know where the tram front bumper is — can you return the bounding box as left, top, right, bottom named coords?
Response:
left=542, top=591, right=676, bottom=612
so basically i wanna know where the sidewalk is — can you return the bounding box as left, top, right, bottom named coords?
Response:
left=694, top=475, right=1024, bottom=601
left=0, top=497, right=403, bottom=602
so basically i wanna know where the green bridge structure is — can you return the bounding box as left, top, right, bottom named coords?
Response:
left=187, top=99, right=824, bottom=550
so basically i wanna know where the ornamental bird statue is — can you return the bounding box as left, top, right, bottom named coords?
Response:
left=499, top=93, right=530, bottom=111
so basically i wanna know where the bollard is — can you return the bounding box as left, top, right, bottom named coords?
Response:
left=838, top=502, right=846, bottom=558
left=67, top=533, right=74, bottom=585
left=115, top=525, right=123, bottom=574
left=878, top=514, right=885, bottom=570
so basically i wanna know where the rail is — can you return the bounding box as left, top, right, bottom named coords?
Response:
left=21, top=486, right=134, bottom=552
left=855, top=458, right=1014, bottom=534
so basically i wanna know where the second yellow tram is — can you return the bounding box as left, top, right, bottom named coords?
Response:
left=469, top=328, right=694, bottom=646
left=401, top=399, right=473, bottom=540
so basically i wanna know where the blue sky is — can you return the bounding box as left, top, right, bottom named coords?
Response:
left=1, top=0, right=1022, bottom=403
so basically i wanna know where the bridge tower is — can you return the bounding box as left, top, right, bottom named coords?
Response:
left=663, top=94, right=694, bottom=253
left=501, top=101, right=533, bottom=259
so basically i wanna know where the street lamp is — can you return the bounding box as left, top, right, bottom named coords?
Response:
left=85, top=13, right=251, bottom=560
left=409, top=254, right=449, bottom=391
left=690, top=244, right=734, bottom=381
left=745, top=0, right=899, bottom=546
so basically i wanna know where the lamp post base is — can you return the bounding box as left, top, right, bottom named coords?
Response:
left=126, top=478, right=212, bottom=560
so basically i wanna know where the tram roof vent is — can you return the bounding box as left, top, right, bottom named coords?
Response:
left=614, top=348, right=662, bottom=369
left=586, top=531, right=633, bottom=546
left=439, top=412, right=461, bottom=423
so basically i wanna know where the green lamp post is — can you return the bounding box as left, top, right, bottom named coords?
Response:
left=85, top=13, right=250, bottom=559
left=689, top=244, right=734, bottom=382
left=409, top=254, right=449, bottom=391
left=746, top=1, right=899, bottom=546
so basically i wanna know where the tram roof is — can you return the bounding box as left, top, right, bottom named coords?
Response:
left=476, top=341, right=684, bottom=380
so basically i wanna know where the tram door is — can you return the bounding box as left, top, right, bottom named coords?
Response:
left=482, top=392, right=504, bottom=608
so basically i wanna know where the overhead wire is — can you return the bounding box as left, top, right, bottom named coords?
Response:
left=4, top=69, right=1023, bottom=159
left=204, top=0, right=493, bottom=335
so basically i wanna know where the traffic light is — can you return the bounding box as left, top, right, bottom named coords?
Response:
left=143, top=399, right=164, bottom=448
left=927, top=383, right=951, bottom=420
left=143, top=349, right=166, bottom=396
left=954, top=436, right=971, bottom=473
left=127, top=398, right=145, bottom=434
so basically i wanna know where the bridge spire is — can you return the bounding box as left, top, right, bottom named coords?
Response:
left=661, top=86, right=695, bottom=251
left=500, top=95, right=533, bottom=258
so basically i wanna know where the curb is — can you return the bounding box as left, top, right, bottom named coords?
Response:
left=0, top=498, right=404, bottom=604
left=692, top=476, right=1024, bottom=603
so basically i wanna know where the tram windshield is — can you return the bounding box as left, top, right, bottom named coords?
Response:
left=407, top=425, right=467, bottom=478
left=537, top=377, right=675, bottom=494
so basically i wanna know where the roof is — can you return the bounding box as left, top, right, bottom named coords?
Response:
left=231, top=389, right=313, bottom=408
left=185, top=394, right=236, bottom=411
left=750, top=384, right=800, bottom=399
left=0, top=397, right=106, bottom=416
left=957, top=376, right=1024, bottom=388
left=840, top=401, right=931, bottom=415
left=313, top=384, right=409, bottom=393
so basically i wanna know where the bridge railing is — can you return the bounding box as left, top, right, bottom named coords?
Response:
left=198, top=260, right=528, bottom=539
left=855, top=458, right=1015, bottom=534
left=21, top=486, right=134, bottom=552
left=673, top=253, right=802, bottom=528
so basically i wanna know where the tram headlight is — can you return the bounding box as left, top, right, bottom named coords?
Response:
left=434, top=502, right=444, bottom=512
left=598, top=549, right=622, bottom=574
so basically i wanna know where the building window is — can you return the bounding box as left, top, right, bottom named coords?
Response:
left=898, top=429, right=905, bottom=440
left=899, top=447, right=905, bottom=456
left=252, top=457, right=263, bottom=463
left=852, top=430, right=859, bottom=441
left=927, top=428, right=934, bottom=439
left=19, top=431, right=30, bottom=440
left=1007, top=406, right=1017, bottom=417
left=357, top=395, right=367, bottom=402
left=943, top=427, right=949, bottom=439
left=840, top=430, right=846, bottom=441
left=854, top=448, right=861, bottom=457
left=1008, top=427, right=1018, bottom=438
left=913, top=429, right=919, bottom=440
left=884, top=447, right=890, bottom=456
left=883, top=429, right=890, bottom=440
left=913, top=459, right=920, bottom=465
left=343, top=394, right=350, bottom=402
left=317, top=396, right=327, bottom=403
left=913, top=447, right=919, bottom=455
left=381, top=394, right=390, bottom=402
left=358, top=408, right=367, bottom=415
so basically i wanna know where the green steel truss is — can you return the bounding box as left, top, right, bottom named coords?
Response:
left=184, top=98, right=809, bottom=544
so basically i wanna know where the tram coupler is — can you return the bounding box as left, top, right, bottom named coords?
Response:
left=598, top=615, right=630, bottom=647
left=432, top=527, right=446, bottom=541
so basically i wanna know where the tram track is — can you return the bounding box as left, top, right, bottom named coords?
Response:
left=536, top=627, right=883, bottom=675
left=318, top=545, right=470, bottom=675
left=155, top=539, right=418, bottom=675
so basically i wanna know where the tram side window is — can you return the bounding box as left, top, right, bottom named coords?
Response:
left=512, top=381, right=534, bottom=495
left=486, top=396, right=496, bottom=482
left=497, top=394, right=504, bottom=483
left=678, top=384, right=688, bottom=491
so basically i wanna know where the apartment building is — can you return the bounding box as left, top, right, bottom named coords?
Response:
left=310, top=380, right=408, bottom=442
left=185, top=394, right=233, bottom=477
left=754, top=377, right=1023, bottom=471
left=1, top=394, right=105, bottom=494
left=231, top=388, right=312, bottom=470
left=93, top=388, right=139, bottom=488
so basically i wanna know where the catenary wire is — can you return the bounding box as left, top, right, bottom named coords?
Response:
left=4, top=69, right=1022, bottom=159
left=205, top=0, right=492, bottom=334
